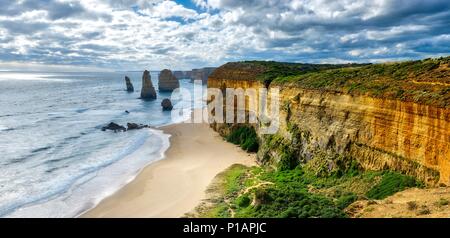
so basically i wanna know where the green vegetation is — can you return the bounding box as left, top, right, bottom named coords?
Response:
left=241, top=60, right=367, bottom=87
left=196, top=158, right=423, bottom=218
left=271, top=56, right=450, bottom=108
left=226, top=126, right=259, bottom=152
left=366, top=171, right=422, bottom=199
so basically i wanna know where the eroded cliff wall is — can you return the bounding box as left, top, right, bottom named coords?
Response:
left=207, top=60, right=450, bottom=186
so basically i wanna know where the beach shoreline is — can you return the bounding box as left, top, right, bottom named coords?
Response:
left=81, top=117, right=256, bottom=218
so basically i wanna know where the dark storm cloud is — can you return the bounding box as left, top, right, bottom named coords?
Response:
left=205, top=0, right=450, bottom=62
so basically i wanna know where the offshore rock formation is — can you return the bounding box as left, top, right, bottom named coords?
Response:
left=173, top=70, right=192, bottom=79
left=158, top=69, right=180, bottom=92
left=140, top=70, right=157, bottom=100
left=191, top=67, right=216, bottom=84
left=102, top=122, right=126, bottom=132
left=161, top=98, right=173, bottom=111
left=127, top=123, right=148, bottom=130
left=125, top=76, right=134, bottom=92
left=101, top=122, right=149, bottom=132
left=208, top=58, right=450, bottom=186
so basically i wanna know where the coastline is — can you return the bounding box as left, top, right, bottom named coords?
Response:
left=82, top=116, right=256, bottom=218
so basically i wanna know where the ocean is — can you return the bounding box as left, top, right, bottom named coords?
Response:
left=0, top=71, right=204, bottom=217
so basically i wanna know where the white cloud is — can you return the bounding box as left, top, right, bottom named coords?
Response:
left=138, top=1, right=198, bottom=19
left=0, top=0, right=449, bottom=71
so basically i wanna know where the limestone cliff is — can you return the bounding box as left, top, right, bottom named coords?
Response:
left=173, top=70, right=192, bottom=79
left=208, top=57, right=450, bottom=186
left=191, top=67, right=216, bottom=84
left=140, top=70, right=157, bottom=100
left=158, top=69, right=180, bottom=92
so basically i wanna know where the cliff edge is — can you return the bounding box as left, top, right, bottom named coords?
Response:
left=208, top=57, right=450, bottom=185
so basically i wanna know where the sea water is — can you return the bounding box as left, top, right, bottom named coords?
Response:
left=0, top=71, right=204, bottom=217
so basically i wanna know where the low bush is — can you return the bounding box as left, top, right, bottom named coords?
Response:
left=226, top=126, right=259, bottom=152
left=366, top=172, right=420, bottom=200
left=236, top=195, right=251, bottom=208
left=336, top=193, right=358, bottom=209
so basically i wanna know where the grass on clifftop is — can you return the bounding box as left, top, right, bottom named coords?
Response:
left=191, top=159, right=422, bottom=218
left=216, top=57, right=449, bottom=107
left=243, top=61, right=368, bottom=87
left=272, top=56, right=450, bottom=107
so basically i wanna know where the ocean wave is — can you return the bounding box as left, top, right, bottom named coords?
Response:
left=0, top=125, right=12, bottom=132
left=2, top=128, right=171, bottom=218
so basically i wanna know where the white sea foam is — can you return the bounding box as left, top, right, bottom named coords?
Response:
left=0, top=125, right=8, bottom=131
left=5, top=128, right=170, bottom=218
left=0, top=71, right=202, bottom=218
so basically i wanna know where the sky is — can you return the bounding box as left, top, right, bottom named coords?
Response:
left=0, top=0, right=449, bottom=71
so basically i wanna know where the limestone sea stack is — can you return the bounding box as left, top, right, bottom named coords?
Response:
left=158, top=69, right=180, bottom=92
left=140, top=70, right=157, bottom=100
left=191, top=67, right=216, bottom=84
left=125, top=76, right=134, bottom=92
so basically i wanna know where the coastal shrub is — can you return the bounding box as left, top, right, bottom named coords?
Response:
left=226, top=126, right=259, bottom=152
left=222, top=164, right=248, bottom=195
left=202, top=155, right=424, bottom=218
left=236, top=195, right=251, bottom=208
left=436, top=198, right=449, bottom=207
left=416, top=206, right=431, bottom=216
left=366, top=172, right=420, bottom=200
left=234, top=186, right=346, bottom=218
left=407, top=201, right=418, bottom=211
left=336, top=193, right=358, bottom=209
left=332, top=158, right=361, bottom=178
left=277, top=151, right=298, bottom=171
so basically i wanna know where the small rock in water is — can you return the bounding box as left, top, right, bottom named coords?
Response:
left=161, top=98, right=173, bottom=111
left=102, top=122, right=126, bottom=132
left=127, top=123, right=148, bottom=130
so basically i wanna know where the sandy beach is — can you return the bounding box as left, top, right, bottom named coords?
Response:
left=82, top=120, right=256, bottom=218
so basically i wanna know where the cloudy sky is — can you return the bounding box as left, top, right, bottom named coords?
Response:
left=0, top=0, right=449, bottom=71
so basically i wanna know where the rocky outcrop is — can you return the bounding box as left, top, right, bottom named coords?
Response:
left=125, top=76, right=134, bottom=92
left=191, top=67, right=216, bottom=84
left=127, top=123, right=148, bottom=130
left=173, top=70, right=192, bottom=79
left=161, top=98, right=173, bottom=111
left=141, top=70, right=157, bottom=100
left=102, top=122, right=149, bottom=132
left=102, top=122, right=126, bottom=132
left=158, top=69, right=180, bottom=92
left=207, top=59, right=450, bottom=186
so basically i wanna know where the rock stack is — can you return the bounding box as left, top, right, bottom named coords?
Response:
left=173, top=70, right=192, bottom=79
left=125, top=76, right=134, bottom=92
left=140, top=70, right=157, bottom=100
left=158, top=69, right=180, bottom=92
left=191, top=67, right=216, bottom=84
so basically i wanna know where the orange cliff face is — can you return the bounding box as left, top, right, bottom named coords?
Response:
left=207, top=61, right=450, bottom=186
left=278, top=87, right=450, bottom=185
